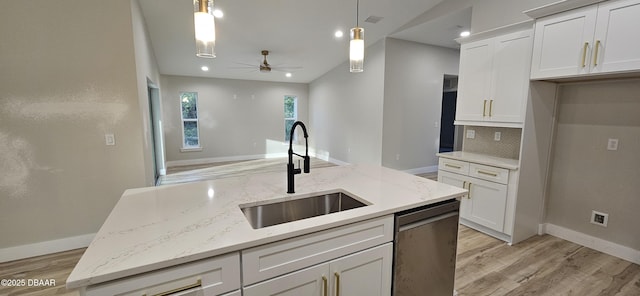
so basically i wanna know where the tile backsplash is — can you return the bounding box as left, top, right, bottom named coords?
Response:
left=462, top=126, right=521, bottom=159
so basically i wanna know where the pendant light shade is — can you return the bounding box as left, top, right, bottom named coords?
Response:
left=349, top=27, right=364, bottom=73
left=194, top=0, right=216, bottom=58
left=349, top=0, right=364, bottom=73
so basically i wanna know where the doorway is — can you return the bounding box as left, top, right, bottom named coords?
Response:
left=147, top=80, right=166, bottom=184
left=439, top=75, right=463, bottom=153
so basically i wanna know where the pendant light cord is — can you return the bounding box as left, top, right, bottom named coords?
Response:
left=356, top=0, right=359, bottom=27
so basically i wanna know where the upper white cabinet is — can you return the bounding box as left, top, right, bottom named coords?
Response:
left=456, top=29, right=533, bottom=127
left=531, top=0, right=640, bottom=79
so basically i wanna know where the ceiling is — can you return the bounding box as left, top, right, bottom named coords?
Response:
left=138, top=0, right=471, bottom=83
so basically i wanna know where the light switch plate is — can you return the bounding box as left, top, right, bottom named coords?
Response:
left=105, top=134, right=115, bottom=146
left=607, top=138, right=618, bottom=151
left=466, top=129, right=475, bottom=139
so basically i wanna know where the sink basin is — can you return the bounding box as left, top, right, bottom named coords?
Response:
left=240, top=191, right=369, bottom=229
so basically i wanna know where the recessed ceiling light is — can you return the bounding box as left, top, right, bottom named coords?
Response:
left=460, top=31, right=471, bottom=37
left=201, top=66, right=209, bottom=71
left=213, top=9, right=223, bottom=18
left=285, top=73, right=292, bottom=78
left=334, top=30, right=344, bottom=38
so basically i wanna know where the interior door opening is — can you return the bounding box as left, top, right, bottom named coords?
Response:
left=439, top=75, right=463, bottom=153
left=147, top=80, right=166, bottom=185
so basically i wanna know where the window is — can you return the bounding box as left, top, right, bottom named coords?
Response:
left=180, top=92, right=200, bottom=149
left=284, top=95, right=298, bottom=142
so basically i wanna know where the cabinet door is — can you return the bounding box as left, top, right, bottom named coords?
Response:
left=330, top=243, right=393, bottom=296
left=592, top=0, right=640, bottom=73
left=489, top=30, right=532, bottom=123
left=438, top=170, right=470, bottom=218
left=456, top=39, right=493, bottom=122
left=243, top=263, right=329, bottom=296
left=466, top=177, right=508, bottom=232
left=530, top=5, right=597, bottom=79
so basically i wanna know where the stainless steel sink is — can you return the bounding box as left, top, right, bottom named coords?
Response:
left=240, top=191, right=369, bottom=229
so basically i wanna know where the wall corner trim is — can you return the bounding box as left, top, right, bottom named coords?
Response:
left=0, top=233, right=95, bottom=263
left=543, top=223, right=640, bottom=265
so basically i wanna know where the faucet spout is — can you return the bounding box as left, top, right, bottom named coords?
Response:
left=287, top=121, right=310, bottom=194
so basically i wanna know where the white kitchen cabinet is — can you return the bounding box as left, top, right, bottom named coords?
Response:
left=530, top=0, right=640, bottom=79
left=438, top=156, right=518, bottom=242
left=83, top=252, right=241, bottom=296
left=243, top=243, right=393, bottom=296
left=456, top=29, right=533, bottom=127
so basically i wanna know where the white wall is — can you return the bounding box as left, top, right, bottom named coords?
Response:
left=0, top=0, right=149, bottom=256
left=309, top=40, right=386, bottom=165
left=546, top=79, right=640, bottom=250
left=381, top=38, right=459, bottom=171
left=161, top=75, right=309, bottom=164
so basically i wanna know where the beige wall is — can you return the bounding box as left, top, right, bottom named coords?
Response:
left=131, top=0, right=163, bottom=185
left=470, top=0, right=557, bottom=32
left=382, top=38, right=460, bottom=170
left=546, top=79, right=640, bottom=250
left=309, top=40, right=386, bottom=165
left=161, top=76, right=309, bottom=164
left=0, top=0, right=149, bottom=250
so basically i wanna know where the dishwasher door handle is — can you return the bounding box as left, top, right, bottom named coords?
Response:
left=398, top=211, right=459, bottom=232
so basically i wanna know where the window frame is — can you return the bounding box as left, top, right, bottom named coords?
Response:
left=284, top=95, right=298, bottom=142
left=179, top=91, right=202, bottom=151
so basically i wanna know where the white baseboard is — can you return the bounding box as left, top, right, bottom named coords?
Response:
left=0, top=233, right=94, bottom=263
left=543, top=223, right=640, bottom=265
left=403, top=165, right=439, bottom=175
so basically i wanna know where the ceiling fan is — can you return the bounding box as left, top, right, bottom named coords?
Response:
left=232, top=50, right=302, bottom=73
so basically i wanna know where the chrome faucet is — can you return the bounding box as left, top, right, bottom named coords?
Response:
left=287, top=121, right=310, bottom=194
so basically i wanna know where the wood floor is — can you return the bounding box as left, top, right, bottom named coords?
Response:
left=2, top=162, right=638, bottom=295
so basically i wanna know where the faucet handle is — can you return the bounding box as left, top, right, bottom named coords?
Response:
left=303, top=156, right=310, bottom=173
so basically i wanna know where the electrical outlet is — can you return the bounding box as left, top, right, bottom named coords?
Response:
left=590, top=210, right=608, bottom=227
left=607, top=138, right=619, bottom=151
left=494, top=132, right=501, bottom=141
left=434, top=121, right=439, bottom=128
left=396, top=154, right=400, bottom=161
left=466, top=129, right=475, bottom=139
left=105, top=134, right=115, bottom=146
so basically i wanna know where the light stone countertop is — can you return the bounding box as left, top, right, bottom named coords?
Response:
left=66, top=164, right=466, bottom=289
left=437, top=151, right=520, bottom=170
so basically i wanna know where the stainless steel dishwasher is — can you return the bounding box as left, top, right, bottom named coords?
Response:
left=392, top=199, right=460, bottom=296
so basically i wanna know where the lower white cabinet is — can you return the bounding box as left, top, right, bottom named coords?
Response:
left=243, top=243, right=393, bottom=296
left=83, top=252, right=241, bottom=296
left=443, top=172, right=508, bottom=232
left=438, top=157, right=517, bottom=242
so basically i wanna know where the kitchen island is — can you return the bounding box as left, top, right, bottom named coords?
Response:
left=67, top=164, right=466, bottom=295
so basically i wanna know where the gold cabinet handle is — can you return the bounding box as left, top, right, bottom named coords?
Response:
left=593, top=40, right=601, bottom=66
left=468, top=183, right=472, bottom=199
left=445, top=163, right=461, bottom=169
left=462, top=181, right=468, bottom=198
left=582, top=42, right=589, bottom=68
left=477, top=170, right=498, bottom=177
left=489, top=100, right=493, bottom=117
left=322, top=276, right=328, bottom=296
left=144, top=279, right=201, bottom=296
left=334, top=272, right=340, bottom=296
left=483, top=100, right=487, bottom=116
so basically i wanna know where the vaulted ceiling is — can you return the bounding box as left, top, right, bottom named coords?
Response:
left=138, top=0, right=471, bottom=83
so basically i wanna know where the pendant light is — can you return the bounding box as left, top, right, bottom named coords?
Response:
left=350, top=0, right=364, bottom=73
left=194, top=0, right=216, bottom=58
